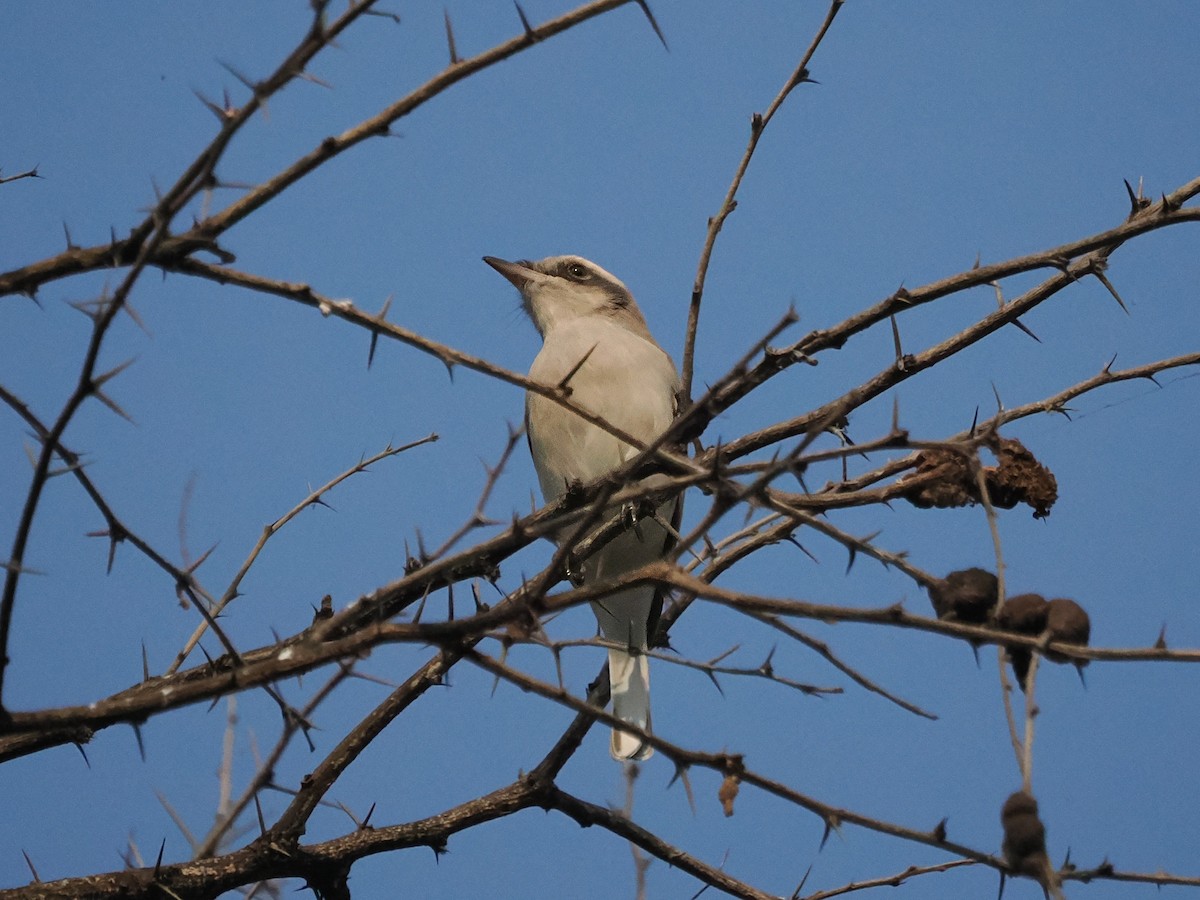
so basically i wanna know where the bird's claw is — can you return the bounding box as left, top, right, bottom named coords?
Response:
left=622, top=501, right=645, bottom=542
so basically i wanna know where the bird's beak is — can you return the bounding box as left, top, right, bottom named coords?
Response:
left=483, top=256, right=540, bottom=291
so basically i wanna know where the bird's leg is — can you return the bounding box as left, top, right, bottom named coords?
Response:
left=564, top=553, right=586, bottom=587
left=623, top=619, right=643, bottom=655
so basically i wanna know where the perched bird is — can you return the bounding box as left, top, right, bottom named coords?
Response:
left=485, top=254, right=679, bottom=761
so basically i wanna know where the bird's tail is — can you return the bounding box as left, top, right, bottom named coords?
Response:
left=607, top=645, right=652, bottom=761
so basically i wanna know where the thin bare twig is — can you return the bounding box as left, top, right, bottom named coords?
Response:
left=681, top=0, right=845, bottom=399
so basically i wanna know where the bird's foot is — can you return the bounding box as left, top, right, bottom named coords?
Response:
left=621, top=501, right=646, bottom=542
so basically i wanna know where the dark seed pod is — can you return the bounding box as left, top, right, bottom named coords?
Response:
left=997, top=593, right=1049, bottom=692
left=1001, top=791, right=1050, bottom=880
left=997, top=593, right=1049, bottom=634
left=1047, top=597, right=1091, bottom=687
left=927, top=567, right=997, bottom=623
left=1045, top=597, right=1090, bottom=667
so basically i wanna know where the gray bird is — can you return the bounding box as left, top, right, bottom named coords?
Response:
left=485, top=254, right=679, bottom=760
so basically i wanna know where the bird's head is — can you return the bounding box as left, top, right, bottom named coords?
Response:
left=484, top=254, right=651, bottom=339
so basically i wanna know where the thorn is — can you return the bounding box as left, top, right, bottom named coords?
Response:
left=513, top=0, right=534, bottom=37
left=1101, top=352, right=1118, bottom=376
left=1154, top=624, right=1168, bottom=649
left=363, top=7, right=401, bottom=24
left=368, top=294, right=393, bottom=369
left=783, top=534, right=818, bottom=564
left=990, top=382, right=1004, bottom=414
left=142, top=641, right=150, bottom=681
left=1122, top=178, right=1148, bottom=217
left=969, top=406, right=979, bottom=437
left=708, top=645, right=740, bottom=667
left=844, top=544, right=857, bottom=575
left=557, top=343, right=599, bottom=392
left=1091, top=266, right=1130, bottom=315
left=1009, top=317, right=1042, bottom=343
left=667, top=760, right=689, bottom=789
left=705, top=669, right=724, bottom=696
left=635, top=0, right=669, bottom=50
left=789, top=865, right=813, bottom=900
left=21, top=850, right=40, bottom=883
left=443, top=9, right=460, bottom=64
left=254, top=792, right=267, bottom=836
left=92, top=388, right=136, bottom=424
left=69, top=295, right=108, bottom=323
left=94, top=357, right=137, bottom=389
left=62, top=221, right=77, bottom=250
left=819, top=817, right=837, bottom=850
left=122, top=298, right=151, bottom=335
left=296, top=69, right=332, bottom=90
left=74, top=741, right=91, bottom=768
left=0, top=559, right=46, bottom=577
left=191, top=88, right=228, bottom=122
left=186, top=542, right=219, bottom=575
left=154, top=837, right=166, bottom=878
left=133, top=723, right=146, bottom=761
left=218, top=59, right=257, bottom=92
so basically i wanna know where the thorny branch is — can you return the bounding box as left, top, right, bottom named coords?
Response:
left=2, top=2, right=1200, bottom=899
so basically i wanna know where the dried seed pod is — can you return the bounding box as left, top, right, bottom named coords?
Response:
left=1001, top=791, right=1047, bottom=873
left=900, top=449, right=976, bottom=509
left=997, top=593, right=1049, bottom=634
left=1001, top=791, right=1057, bottom=895
left=1045, top=597, right=1091, bottom=679
left=997, top=593, right=1049, bottom=691
left=927, top=567, right=997, bottom=623
left=986, top=437, right=1059, bottom=519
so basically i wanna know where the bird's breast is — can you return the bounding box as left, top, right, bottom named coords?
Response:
left=525, top=320, right=678, bottom=500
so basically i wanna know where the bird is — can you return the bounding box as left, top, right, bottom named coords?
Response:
left=484, top=254, right=679, bottom=761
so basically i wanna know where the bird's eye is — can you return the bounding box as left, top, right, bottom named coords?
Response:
left=566, top=263, right=589, bottom=280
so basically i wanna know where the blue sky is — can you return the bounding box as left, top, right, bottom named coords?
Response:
left=2, top=2, right=1199, bottom=898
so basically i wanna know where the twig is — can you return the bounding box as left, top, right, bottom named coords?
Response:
left=681, top=0, right=845, bottom=399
